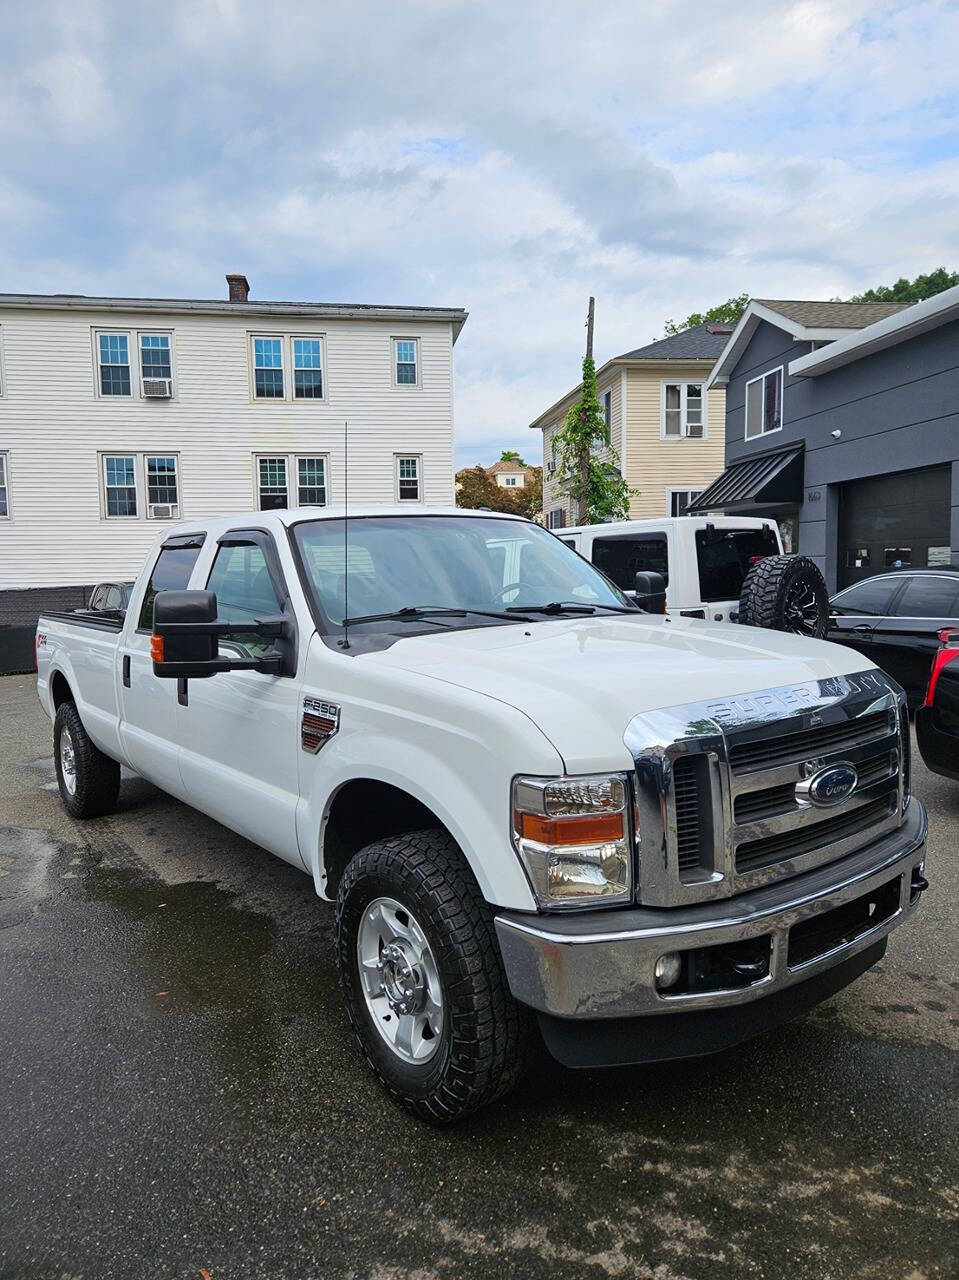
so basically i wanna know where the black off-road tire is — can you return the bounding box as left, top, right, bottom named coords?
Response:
left=334, top=829, right=531, bottom=1123
left=53, top=700, right=121, bottom=819
left=738, top=554, right=830, bottom=639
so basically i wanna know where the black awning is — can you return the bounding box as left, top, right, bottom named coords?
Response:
left=688, top=446, right=804, bottom=513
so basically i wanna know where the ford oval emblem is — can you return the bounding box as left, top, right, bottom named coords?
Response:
left=806, top=762, right=858, bottom=807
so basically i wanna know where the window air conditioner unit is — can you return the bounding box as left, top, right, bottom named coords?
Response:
left=149, top=503, right=179, bottom=520
left=142, top=379, right=172, bottom=398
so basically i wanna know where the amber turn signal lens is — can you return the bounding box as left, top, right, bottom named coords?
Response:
left=150, top=635, right=165, bottom=662
left=515, top=811, right=624, bottom=845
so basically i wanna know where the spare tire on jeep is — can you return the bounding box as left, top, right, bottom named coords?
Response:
left=738, top=555, right=830, bottom=638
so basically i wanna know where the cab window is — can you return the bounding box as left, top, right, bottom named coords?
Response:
left=206, top=541, right=283, bottom=658
left=138, top=543, right=204, bottom=631
left=592, top=536, right=668, bottom=589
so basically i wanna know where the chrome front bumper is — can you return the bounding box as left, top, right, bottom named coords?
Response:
left=494, top=801, right=926, bottom=1020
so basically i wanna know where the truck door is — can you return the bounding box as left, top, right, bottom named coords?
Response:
left=175, top=528, right=305, bottom=869
left=119, top=533, right=207, bottom=798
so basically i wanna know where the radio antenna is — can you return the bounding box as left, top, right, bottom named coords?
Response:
left=341, top=419, right=351, bottom=649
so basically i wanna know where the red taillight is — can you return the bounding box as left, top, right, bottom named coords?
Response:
left=924, top=635, right=959, bottom=707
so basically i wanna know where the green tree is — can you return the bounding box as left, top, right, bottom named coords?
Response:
left=455, top=464, right=543, bottom=520
left=851, top=267, right=958, bottom=304
left=499, top=449, right=527, bottom=465
left=554, top=355, right=631, bottom=524
left=664, top=293, right=749, bottom=336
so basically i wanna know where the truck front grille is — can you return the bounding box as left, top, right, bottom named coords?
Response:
left=673, top=754, right=713, bottom=877
left=736, top=790, right=898, bottom=873
left=728, top=710, right=894, bottom=774
left=630, top=673, right=907, bottom=907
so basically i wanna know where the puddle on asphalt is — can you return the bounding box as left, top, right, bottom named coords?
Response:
left=8, top=825, right=345, bottom=1078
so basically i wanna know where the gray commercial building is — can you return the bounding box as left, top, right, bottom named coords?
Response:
left=691, top=290, right=959, bottom=591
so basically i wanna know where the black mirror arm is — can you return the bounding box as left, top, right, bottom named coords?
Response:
left=153, top=653, right=282, bottom=679
left=155, top=614, right=288, bottom=640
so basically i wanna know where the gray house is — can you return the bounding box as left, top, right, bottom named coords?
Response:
left=692, top=291, right=959, bottom=591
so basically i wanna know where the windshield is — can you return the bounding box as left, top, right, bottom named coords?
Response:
left=293, top=515, right=630, bottom=634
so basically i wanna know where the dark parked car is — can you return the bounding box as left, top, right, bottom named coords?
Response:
left=83, top=582, right=133, bottom=613
left=826, top=568, right=959, bottom=707
left=916, top=630, right=959, bottom=781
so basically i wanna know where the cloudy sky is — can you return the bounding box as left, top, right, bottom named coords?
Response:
left=2, top=1, right=958, bottom=467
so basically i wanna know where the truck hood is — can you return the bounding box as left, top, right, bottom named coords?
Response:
left=367, top=615, right=877, bottom=773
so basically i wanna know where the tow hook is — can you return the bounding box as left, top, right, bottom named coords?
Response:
left=729, top=956, right=767, bottom=980
left=911, top=867, right=929, bottom=897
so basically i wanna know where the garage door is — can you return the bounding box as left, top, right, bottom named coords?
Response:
left=838, top=465, right=951, bottom=589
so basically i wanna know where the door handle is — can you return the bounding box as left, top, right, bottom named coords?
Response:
left=852, top=624, right=873, bottom=632
left=122, top=654, right=131, bottom=687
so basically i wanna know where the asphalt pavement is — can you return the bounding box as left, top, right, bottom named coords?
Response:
left=0, top=672, right=956, bottom=1280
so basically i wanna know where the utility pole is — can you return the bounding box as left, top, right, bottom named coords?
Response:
left=578, top=296, right=595, bottom=523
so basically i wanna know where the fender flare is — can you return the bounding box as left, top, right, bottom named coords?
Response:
left=297, top=738, right=540, bottom=913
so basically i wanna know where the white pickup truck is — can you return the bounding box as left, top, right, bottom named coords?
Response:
left=36, top=507, right=927, bottom=1121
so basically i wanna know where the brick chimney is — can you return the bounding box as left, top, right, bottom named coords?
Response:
left=226, top=273, right=250, bottom=303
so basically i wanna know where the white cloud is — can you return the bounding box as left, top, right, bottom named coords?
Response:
left=0, top=0, right=957, bottom=463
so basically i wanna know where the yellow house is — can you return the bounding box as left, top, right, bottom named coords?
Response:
left=530, top=323, right=731, bottom=528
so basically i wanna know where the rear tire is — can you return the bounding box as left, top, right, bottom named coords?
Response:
left=334, top=829, right=531, bottom=1123
left=54, top=701, right=121, bottom=819
left=738, top=554, right=830, bottom=638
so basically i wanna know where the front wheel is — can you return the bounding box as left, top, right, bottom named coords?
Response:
left=334, top=829, right=530, bottom=1123
left=53, top=701, right=121, bottom=819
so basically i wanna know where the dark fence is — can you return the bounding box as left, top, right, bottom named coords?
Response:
left=0, top=586, right=93, bottom=675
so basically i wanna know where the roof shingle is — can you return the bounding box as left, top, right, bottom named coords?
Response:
left=615, top=321, right=733, bottom=362
left=754, top=299, right=911, bottom=329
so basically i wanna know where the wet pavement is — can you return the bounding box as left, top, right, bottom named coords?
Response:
left=0, top=672, right=956, bottom=1280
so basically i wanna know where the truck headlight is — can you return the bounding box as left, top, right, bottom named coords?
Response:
left=511, top=774, right=632, bottom=908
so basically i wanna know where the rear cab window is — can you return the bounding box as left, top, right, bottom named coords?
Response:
left=137, top=536, right=206, bottom=631
left=592, top=535, right=669, bottom=589
left=696, top=526, right=780, bottom=602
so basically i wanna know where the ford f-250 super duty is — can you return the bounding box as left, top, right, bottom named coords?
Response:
left=36, top=508, right=928, bottom=1122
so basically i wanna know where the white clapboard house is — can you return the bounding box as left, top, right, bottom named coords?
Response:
left=0, top=275, right=466, bottom=667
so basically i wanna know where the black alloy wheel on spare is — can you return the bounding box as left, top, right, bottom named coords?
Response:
left=738, top=555, right=830, bottom=639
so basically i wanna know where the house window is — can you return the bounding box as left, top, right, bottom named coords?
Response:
left=745, top=368, right=783, bottom=439
left=253, top=336, right=285, bottom=398
left=662, top=383, right=705, bottom=438
left=601, top=389, right=612, bottom=430
left=547, top=429, right=558, bottom=474
left=297, top=456, right=327, bottom=505
left=98, top=333, right=132, bottom=396
left=103, top=455, right=138, bottom=516
left=548, top=507, right=566, bottom=529
left=140, top=333, right=172, bottom=382
left=394, top=338, right=418, bottom=386
left=146, top=456, right=179, bottom=514
left=293, top=338, right=324, bottom=399
left=257, top=456, right=288, bottom=508
left=396, top=455, right=421, bottom=500
left=504, top=475, right=519, bottom=487
left=0, top=453, right=8, bottom=517
left=669, top=489, right=702, bottom=517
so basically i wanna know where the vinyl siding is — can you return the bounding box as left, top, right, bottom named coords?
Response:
left=0, top=307, right=456, bottom=588
left=624, top=364, right=725, bottom=518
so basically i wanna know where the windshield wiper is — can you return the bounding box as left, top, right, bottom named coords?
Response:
left=505, top=600, right=638, bottom=616
left=342, top=605, right=533, bottom=626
